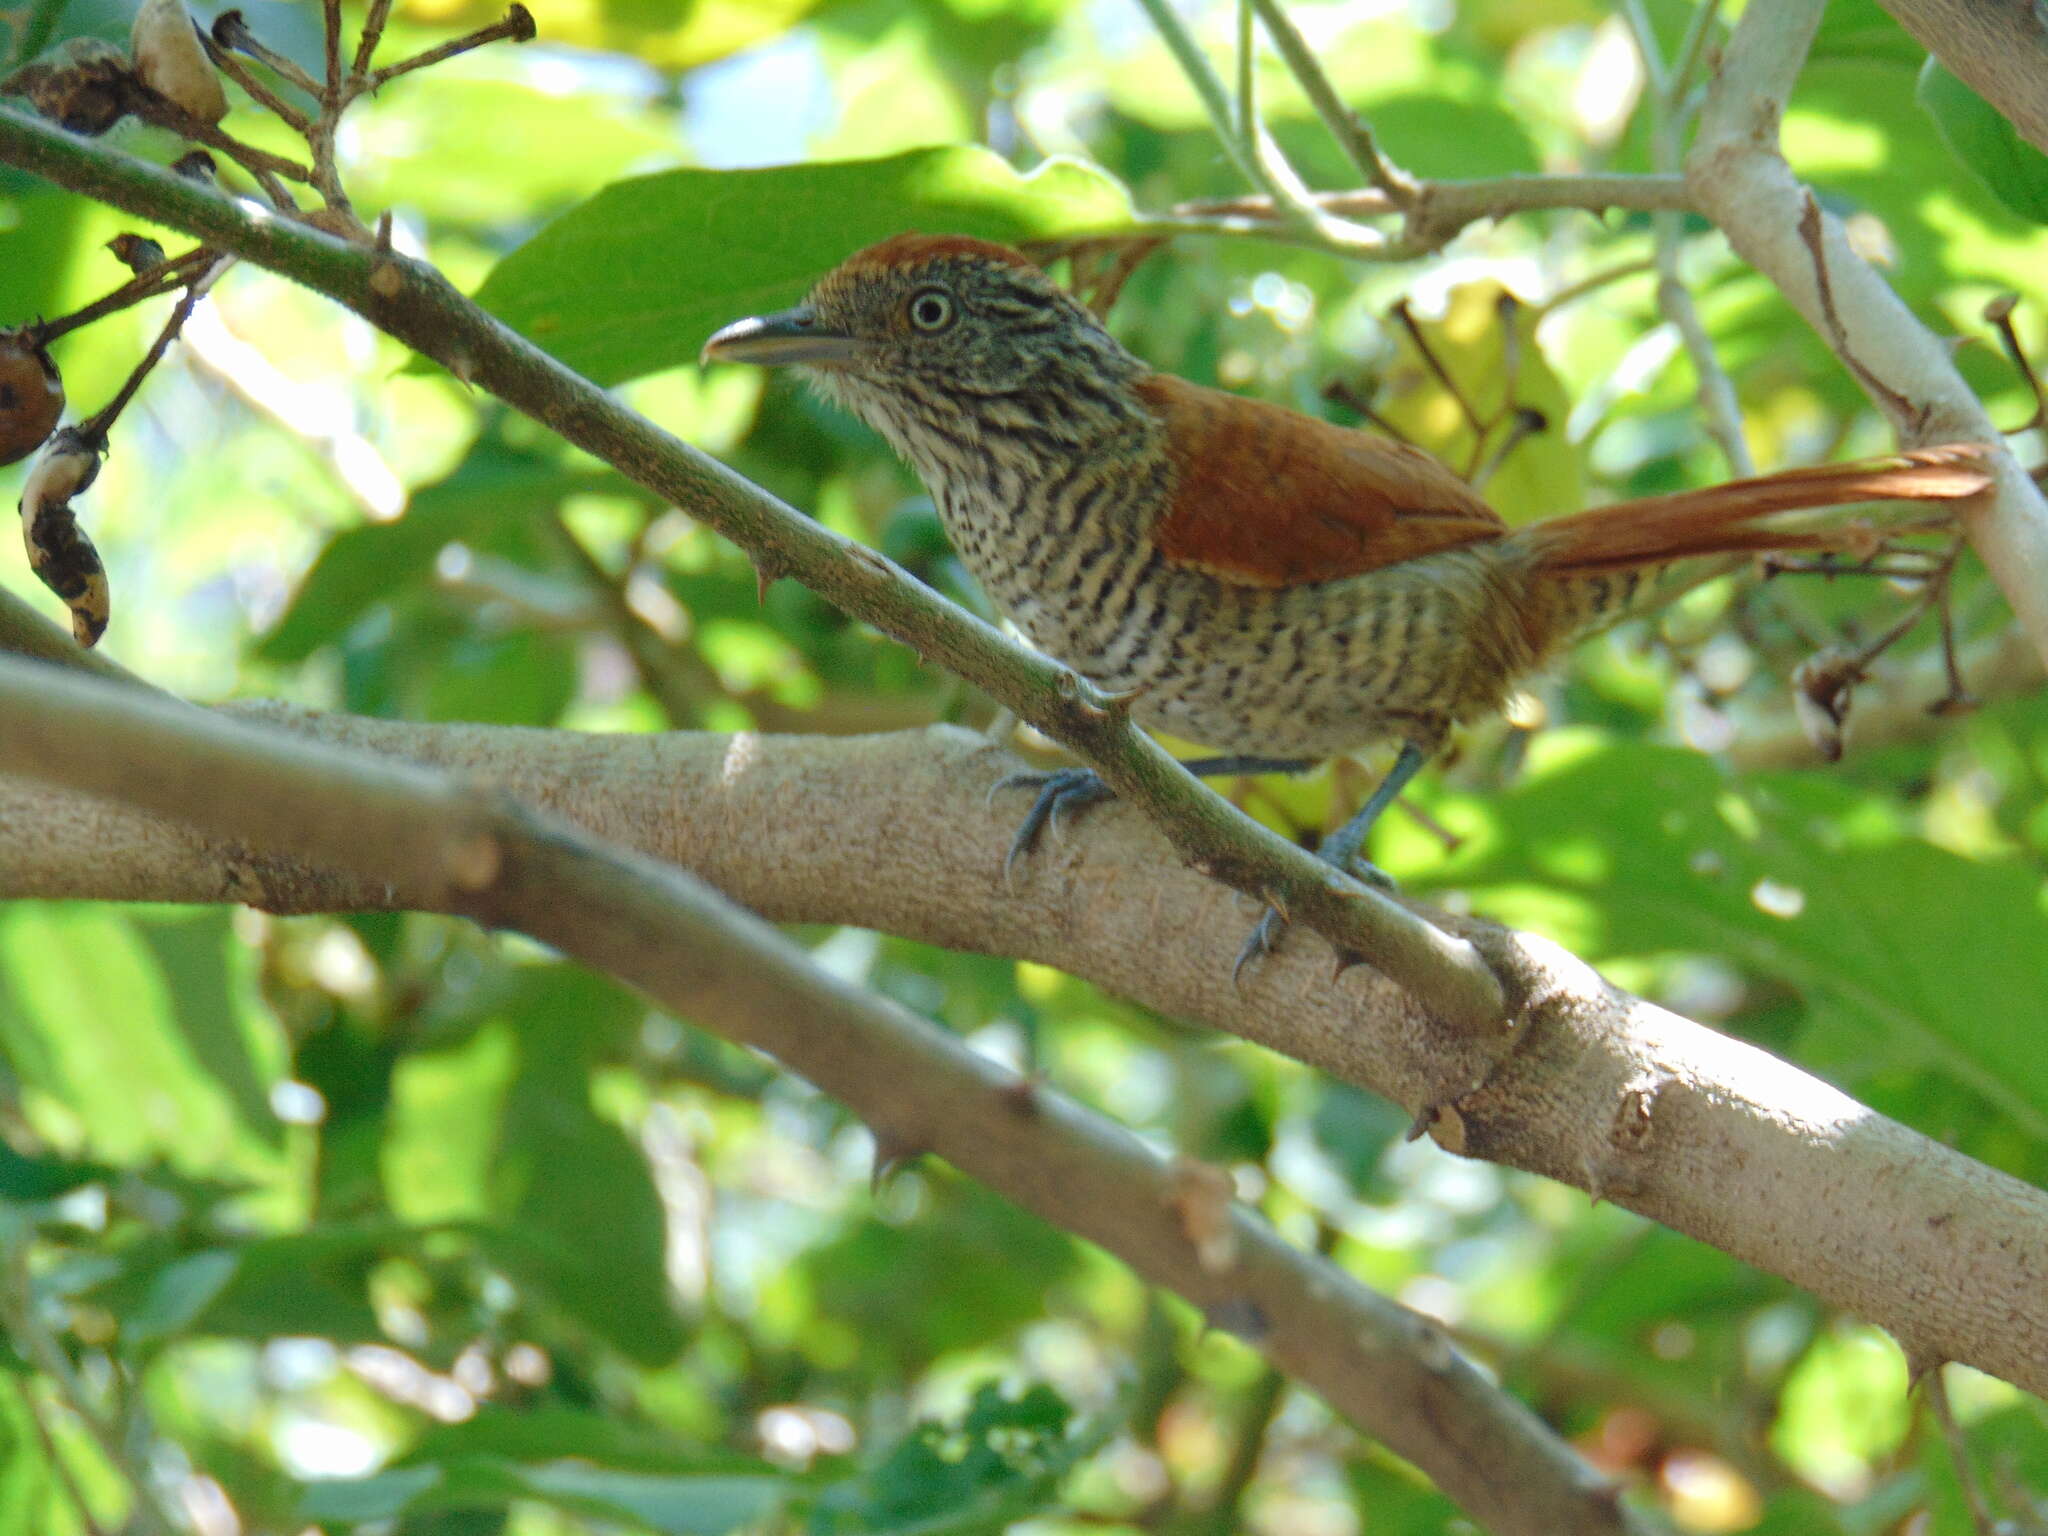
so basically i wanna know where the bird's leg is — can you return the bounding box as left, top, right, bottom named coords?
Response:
left=1234, top=740, right=1431, bottom=983
left=995, top=755, right=1315, bottom=882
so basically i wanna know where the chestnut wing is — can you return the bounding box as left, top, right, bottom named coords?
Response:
left=1138, top=375, right=1508, bottom=588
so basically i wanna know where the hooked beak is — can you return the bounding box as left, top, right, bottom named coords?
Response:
left=699, top=306, right=870, bottom=369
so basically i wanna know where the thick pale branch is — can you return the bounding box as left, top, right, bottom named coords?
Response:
left=0, top=103, right=1507, bottom=1033
left=1687, top=0, right=2048, bottom=669
left=1, top=697, right=2043, bottom=1398
left=0, top=656, right=1637, bottom=1536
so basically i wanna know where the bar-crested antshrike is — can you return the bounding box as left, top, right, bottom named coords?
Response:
left=705, top=235, right=1991, bottom=970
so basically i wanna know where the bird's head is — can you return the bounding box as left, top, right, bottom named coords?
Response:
left=702, top=234, right=1145, bottom=473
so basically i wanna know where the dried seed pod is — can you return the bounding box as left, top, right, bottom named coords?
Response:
left=171, top=149, right=219, bottom=183
left=0, top=328, right=64, bottom=468
left=18, top=426, right=109, bottom=647
left=130, top=0, right=228, bottom=123
left=106, top=233, right=168, bottom=274
left=1791, top=648, right=1860, bottom=763
left=0, top=37, right=137, bottom=135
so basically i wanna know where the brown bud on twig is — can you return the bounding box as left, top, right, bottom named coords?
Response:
left=106, top=234, right=168, bottom=274
left=1, top=38, right=136, bottom=136
left=18, top=426, right=110, bottom=647
left=1791, top=647, right=1862, bottom=763
left=131, top=0, right=229, bottom=124
left=0, top=329, right=64, bottom=468
left=171, top=149, right=219, bottom=183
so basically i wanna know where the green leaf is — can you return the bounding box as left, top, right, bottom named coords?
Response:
left=1916, top=58, right=2048, bottom=224
left=123, top=1228, right=392, bottom=1344
left=1413, top=742, right=2048, bottom=1138
left=0, top=905, right=283, bottom=1181
left=0, top=1376, right=88, bottom=1536
left=518, top=1465, right=786, bottom=1534
left=470, top=147, right=1136, bottom=385
left=299, top=1463, right=447, bottom=1523
left=810, top=1382, right=1082, bottom=1535
left=259, top=439, right=607, bottom=664
left=799, top=1171, right=1078, bottom=1371
left=123, top=1250, right=240, bottom=1344
left=299, top=1412, right=790, bottom=1535
left=0, top=177, right=83, bottom=335
left=132, top=908, right=286, bottom=1152
left=387, top=970, right=685, bottom=1363
left=302, top=1459, right=785, bottom=1533
left=0, top=1142, right=119, bottom=1203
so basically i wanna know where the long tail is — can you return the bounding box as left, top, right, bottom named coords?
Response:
left=1521, top=445, right=1992, bottom=573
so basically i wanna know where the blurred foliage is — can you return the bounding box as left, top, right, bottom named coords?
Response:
left=1, top=0, right=2047, bottom=1532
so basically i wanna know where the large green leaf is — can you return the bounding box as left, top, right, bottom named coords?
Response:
left=258, top=436, right=612, bottom=664
left=385, top=968, right=686, bottom=1364
left=0, top=905, right=284, bottom=1180
left=1917, top=58, right=2048, bottom=225
left=809, top=1382, right=1085, bottom=1536
left=299, top=1450, right=786, bottom=1533
left=798, top=1170, right=1079, bottom=1372
left=470, top=147, right=1136, bottom=385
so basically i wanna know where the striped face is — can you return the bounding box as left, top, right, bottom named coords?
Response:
left=793, top=237, right=1150, bottom=487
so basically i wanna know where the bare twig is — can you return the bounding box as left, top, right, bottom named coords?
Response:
left=198, top=32, right=311, bottom=133
left=27, top=244, right=214, bottom=345
left=1923, top=1366, right=2002, bottom=1535
left=352, top=0, right=396, bottom=75
left=129, top=87, right=313, bottom=186
left=209, top=10, right=321, bottom=99
left=1131, top=0, right=1388, bottom=253
left=1690, top=0, right=2048, bottom=669
left=1535, top=258, right=1656, bottom=317
left=75, top=255, right=230, bottom=445
left=367, top=5, right=535, bottom=89
left=1983, top=294, right=2048, bottom=440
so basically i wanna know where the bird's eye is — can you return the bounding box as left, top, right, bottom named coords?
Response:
left=907, top=287, right=957, bottom=332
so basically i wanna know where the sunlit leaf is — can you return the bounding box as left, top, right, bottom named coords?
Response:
left=1369, top=278, right=1581, bottom=524
left=1917, top=58, right=2048, bottom=224
left=1416, top=742, right=2048, bottom=1136
left=471, top=146, right=1136, bottom=384
left=0, top=906, right=283, bottom=1180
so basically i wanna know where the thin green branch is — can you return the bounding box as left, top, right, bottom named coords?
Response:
left=1623, top=0, right=1752, bottom=475
left=1130, top=0, right=1387, bottom=253
left=1249, top=0, right=1417, bottom=203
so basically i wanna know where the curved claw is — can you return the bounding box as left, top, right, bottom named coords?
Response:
left=1231, top=907, right=1286, bottom=990
left=991, top=766, right=1115, bottom=884
left=1234, top=857, right=1400, bottom=985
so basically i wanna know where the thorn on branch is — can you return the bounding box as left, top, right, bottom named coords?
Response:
left=1983, top=291, right=2048, bottom=443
